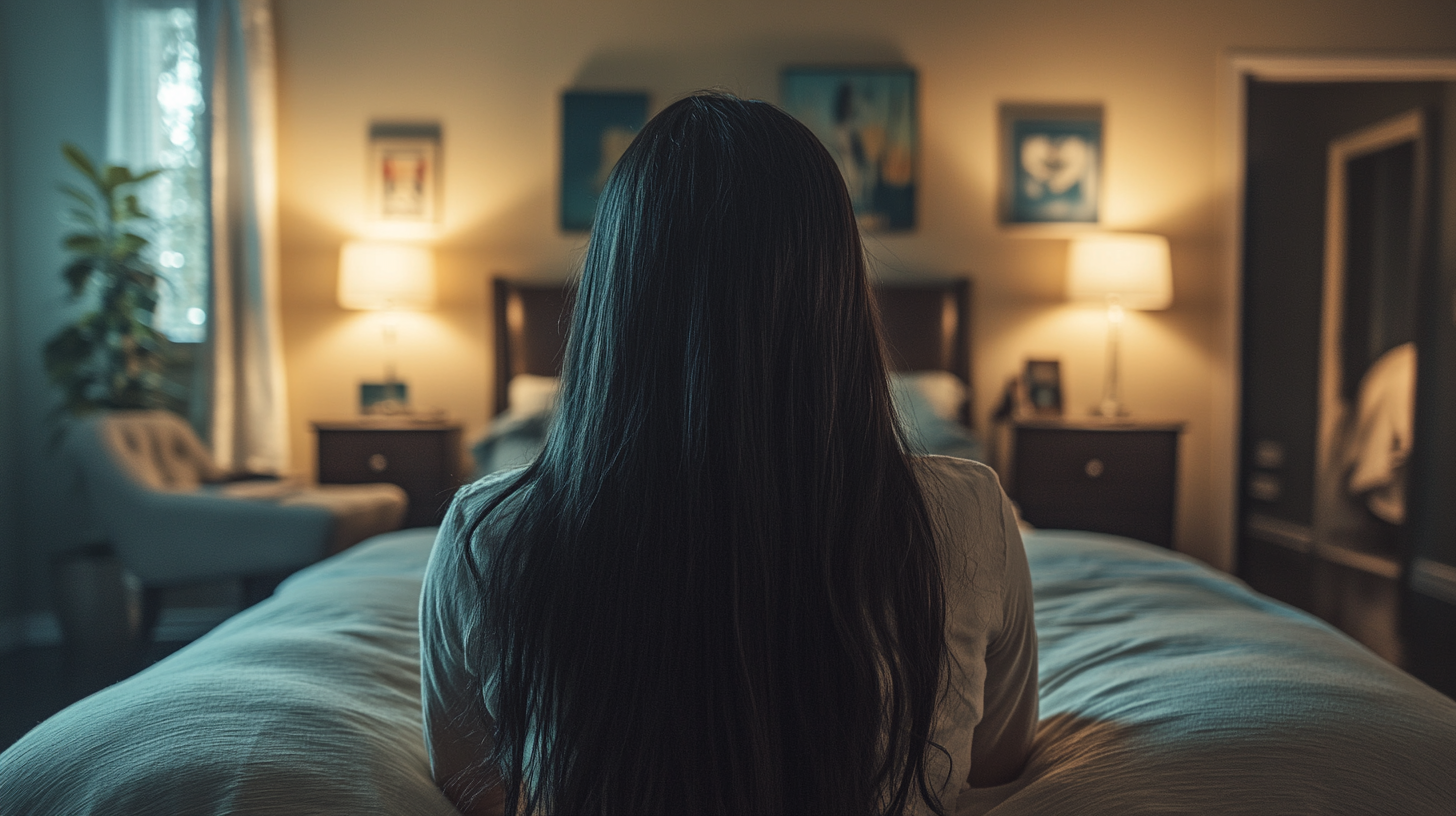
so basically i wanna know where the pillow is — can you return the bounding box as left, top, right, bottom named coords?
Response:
left=507, top=374, right=560, bottom=416
left=891, top=371, right=967, bottom=422
left=890, top=371, right=983, bottom=462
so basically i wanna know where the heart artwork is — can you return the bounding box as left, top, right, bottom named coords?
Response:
left=1020, top=135, right=1091, bottom=197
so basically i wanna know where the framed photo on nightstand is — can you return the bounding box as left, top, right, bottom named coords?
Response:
left=1023, top=358, right=1063, bottom=416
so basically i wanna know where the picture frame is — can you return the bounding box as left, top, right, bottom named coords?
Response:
left=1000, top=104, right=1102, bottom=226
left=368, top=123, right=441, bottom=224
left=781, top=66, right=917, bottom=231
left=1022, top=358, right=1064, bottom=416
left=561, top=91, right=649, bottom=231
left=360, top=381, right=408, bottom=415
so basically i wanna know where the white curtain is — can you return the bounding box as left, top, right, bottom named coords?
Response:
left=200, top=0, right=289, bottom=474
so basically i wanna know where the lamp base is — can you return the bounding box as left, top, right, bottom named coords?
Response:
left=1093, top=398, right=1128, bottom=418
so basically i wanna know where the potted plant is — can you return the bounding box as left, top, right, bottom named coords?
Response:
left=43, top=143, right=187, bottom=424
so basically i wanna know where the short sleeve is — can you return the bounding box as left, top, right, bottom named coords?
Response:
left=966, top=489, right=1039, bottom=787
left=419, top=481, right=508, bottom=815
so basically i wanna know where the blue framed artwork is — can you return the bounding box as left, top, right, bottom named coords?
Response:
left=560, top=91, right=649, bottom=231
left=781, top=67, right=917, bottom=231
left=1001, top=105, right=1103, bottom=225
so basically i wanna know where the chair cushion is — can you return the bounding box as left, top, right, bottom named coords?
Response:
left=97, top=410, right=224, bottom=491
left=282, top=484, right=409, bottom=554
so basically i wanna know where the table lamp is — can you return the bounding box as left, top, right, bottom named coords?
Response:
left=338, top=240, right=436, bottom=413
left=1067, top=233, right=1172, bottom=417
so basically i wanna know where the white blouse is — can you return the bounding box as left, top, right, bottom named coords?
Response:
left=419, top=455, right=1038, bottom=815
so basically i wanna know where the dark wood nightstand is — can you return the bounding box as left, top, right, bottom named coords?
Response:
left=313, top=420, right=465, bottom=528
left=1006, top=418, right=1184, bottom=549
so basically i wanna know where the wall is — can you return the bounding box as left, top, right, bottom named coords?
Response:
left=273, top=0, right=1456, bottom=571
left=7, top=1, right=1456, bottom=619
left=1, top=0, right=109, bottom=615
left=0, top=11, right=21, bottom=647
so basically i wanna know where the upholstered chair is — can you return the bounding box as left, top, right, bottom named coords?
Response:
left=67, top=410, right=409, bottom=632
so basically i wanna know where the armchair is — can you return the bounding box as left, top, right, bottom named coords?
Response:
left=67, top=411, right=409, bottom=628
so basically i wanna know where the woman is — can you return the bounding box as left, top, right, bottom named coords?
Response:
left=420, top=92, right=1037, bottom=816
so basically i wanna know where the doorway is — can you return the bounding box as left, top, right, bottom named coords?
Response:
left=1228, top=57, right=1456, bottom=693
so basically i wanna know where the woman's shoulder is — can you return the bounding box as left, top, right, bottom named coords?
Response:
left=429, top=467, right=530, bottom=573
left=453, top=466, right=530, bottom=512
left=910, top=455, right=1013, bottom=566
left=910, top=454, right=1005, bottom=502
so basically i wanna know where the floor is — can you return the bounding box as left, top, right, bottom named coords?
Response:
left=0, top=639, right=189, bottom=753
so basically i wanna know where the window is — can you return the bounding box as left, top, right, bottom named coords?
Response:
left=108, top=0, right=207, bottom=343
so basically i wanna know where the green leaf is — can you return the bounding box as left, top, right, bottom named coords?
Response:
left=66, top=208, right=100, bottom=229
left=131, top=168, right=163, bottom=183
left=113, top=232, right=149, bottom=258
left=59, top=184, right=98, bottom=212
left=61, top=144, right=100, bottom=184
left=122, top=194, right=148, bottom=220
left=63, top=234, right=106, bottom=255
left=63, top=259, right=95, bottom=296
left=102, top=165, right=131, bottom=190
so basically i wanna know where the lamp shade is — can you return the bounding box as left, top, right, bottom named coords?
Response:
left=1067, top=233, right=1172, bottom=310
left=338, top=241, right=436, bottom=311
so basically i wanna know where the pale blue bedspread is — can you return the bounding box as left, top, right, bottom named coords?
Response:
left=2, top=528, right=1454, bottom=815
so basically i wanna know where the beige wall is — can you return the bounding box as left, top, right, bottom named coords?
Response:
left=273, top=0, right=1456, bottom=570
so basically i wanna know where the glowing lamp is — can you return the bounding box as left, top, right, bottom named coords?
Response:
left=337, top=241, right=436, bottom=311
left=337, top=241, right=435, bottom=414
left=1066, top=233, right=1172, bottom=417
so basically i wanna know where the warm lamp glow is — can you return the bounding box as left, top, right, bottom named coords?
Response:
left=337, top=241, right=436, bottom=311
left=1067, top=233, right=1173, bottom=311
left=1067, top=232, right=1173, bottom=418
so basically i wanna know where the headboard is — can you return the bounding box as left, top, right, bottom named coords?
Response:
left=492, top=279, right=575, bottom=416
left=492, top=277, right=973, bottom=424
left=875, top=279, right=973, bottom=425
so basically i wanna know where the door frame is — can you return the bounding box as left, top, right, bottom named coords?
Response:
left=1214, top=53, right=1456, bottom=572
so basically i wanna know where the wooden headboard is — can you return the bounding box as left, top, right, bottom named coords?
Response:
left=492, top=277, right=973, bottom=423
left=492, top=279, right=575, bottom=416
left=876, top=278, right=974, bottom=426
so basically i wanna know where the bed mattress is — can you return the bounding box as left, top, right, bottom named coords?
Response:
left=3, top=527, right=1454, bottom=815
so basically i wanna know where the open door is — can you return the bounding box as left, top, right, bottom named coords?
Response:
left=1312, top=110, right=1426, bottom=663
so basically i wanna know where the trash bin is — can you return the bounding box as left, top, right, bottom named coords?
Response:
left=50, top=543, right=141, bottom=667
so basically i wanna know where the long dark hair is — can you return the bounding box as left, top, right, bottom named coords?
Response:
left=461, top=92, right=948, bottom=816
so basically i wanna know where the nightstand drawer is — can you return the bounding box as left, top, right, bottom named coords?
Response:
left=1010, top=422, right=1182, bottom=548
left=314, top=422, right=464, bottom=528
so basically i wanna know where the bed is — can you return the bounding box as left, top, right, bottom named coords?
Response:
left=4, top=278, right=1456, bottom=814
left=4, top=527, right=1454, bottom=815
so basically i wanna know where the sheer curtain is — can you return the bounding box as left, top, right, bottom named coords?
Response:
left=108, top=0, right=288, bottom=474
left=198, top=0, right=289, bottom=474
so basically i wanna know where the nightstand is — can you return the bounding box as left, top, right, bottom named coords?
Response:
left=1007, top=418, right=1184, bottom=548
left=313, top=420, right=465, bottom=528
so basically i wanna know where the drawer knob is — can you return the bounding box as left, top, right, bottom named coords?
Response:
left=368, top=453, right=388, bottom=473
left=1084, top=458, right=1105, bottom=478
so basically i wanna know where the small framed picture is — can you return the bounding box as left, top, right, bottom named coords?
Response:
left=1022, top=359, right=1063, bottom=416
left=368, top=123, right=441, bottom=224
left=781, top=66, right=917, bottom=231
left=561, top=91, right=649, bottom=231
left=360, top=381, right=408, bottom=415
left=1000, top=104, right=1102, bottom=226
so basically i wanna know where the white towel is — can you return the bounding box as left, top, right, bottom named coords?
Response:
left=1344, top=342, right=1415, bottom=524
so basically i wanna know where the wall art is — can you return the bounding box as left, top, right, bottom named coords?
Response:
left=781, top=66, right=917, bottom=231
left=368, top=122, right=441, bottom=224
left=1000, top=104, right=1102, bottom=226
left=561, top=91, right=649, bottom=231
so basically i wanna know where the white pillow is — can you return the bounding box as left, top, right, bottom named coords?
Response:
left=891, top=371, right=967, bottom=422
left=507, top=374, right=560, bottom=416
